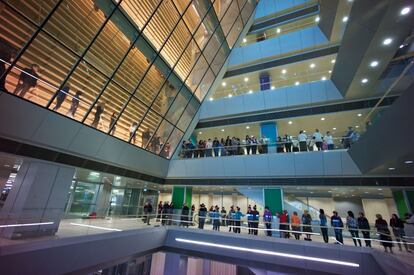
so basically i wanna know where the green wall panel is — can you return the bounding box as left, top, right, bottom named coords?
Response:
left=172, top=186, right=185, bottom=210
left=393, top=191, right=409, bottom=218
left=185, top=187, right=192, bottom=207
left=264, top=188, right=283, bottom=214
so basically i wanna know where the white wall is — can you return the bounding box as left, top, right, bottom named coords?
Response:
left=362, top=198, right=397, bottom=223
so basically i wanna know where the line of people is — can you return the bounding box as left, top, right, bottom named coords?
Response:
left=181, top=128, right=358, bottom=158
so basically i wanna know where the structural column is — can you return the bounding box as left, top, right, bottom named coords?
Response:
left=260, top=122, right=277, bottom=153
left=0, top=160, right=75, bottom=239
left=171, top=186, right=192, bottom=209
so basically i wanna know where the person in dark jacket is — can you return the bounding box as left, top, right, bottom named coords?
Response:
left=91, top=100, right=106, bottom=128
left=331, top=211, right=344, bottom=244
left=357, top=212, right=371, bottom=247
left=302, top=210, right=313, bottom=241
left=198, top=203, right=207, bottom=229
left=52, top=85, right=70, bottom=111
left=346, top=211, right=362, bottom=247
left=156, top=201, right=163, bottom=222
left=220, top=206, right=227, bottom=226
left=319, top=209, right=329, bottom=243
left=251, top=206, right=260, bottom=235
left=181, top=203, right=190, bottom=227
left=0, top=43, right=16, bottom=92
left=13, top=64, right=40, bottom=98
left=228, top=205, right=235, bottom=232
left=263, top=206, right=272, bottom=237
left=375, top=214, right=393, bottom=253
left=390, top=213, right=410, bottom=252
left=143, top=202, right=153, bottom=225
left=66, top=90, right=82, bottom=118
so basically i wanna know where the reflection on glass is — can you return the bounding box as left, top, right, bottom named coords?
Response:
left=165, top=86, right=192, bottom=125
left=211, top=43, right=230, bottom=75
left=241, top=0, right=256, bottom=24
left=120, top=0, right=162, bottom=30
left=203, top=27, right=226, bottom=64
left=185, top=54, right=208, bottom=92
left=162, top=127, right=183, bottom=158
left=69, top=181, right=101, bottom=215
left=5, top=0, right=59, bottom=26
left=195, top=68, right=214, bottom=101
left=9, top=31, right=78, bottom=107
left=152, top=74, right=181, bottom=116
left=194, top=9, right=219, bottom=51
left=220, top=0, right=238, bottom=36
left=84, top=10, right=139, bottom=77
left=138, top=110, right=163, bottom=149
left=213, top=0, right=233, bottom=21
left=177, top=97, right=199, bottom=131
left=147, top=119, right=174, bottom=154
left=227, top=16, right=243, bottom=48
left=44, top=0, right=110, bottom=55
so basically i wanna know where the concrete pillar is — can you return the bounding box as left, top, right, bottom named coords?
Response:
left=0, top=160, right=75, bottom=239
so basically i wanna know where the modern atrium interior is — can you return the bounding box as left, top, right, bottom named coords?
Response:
left=0, top=0, right=414, bottom=274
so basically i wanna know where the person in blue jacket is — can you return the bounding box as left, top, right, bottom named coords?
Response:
left=233, top=206, right=244, bottom=234
left=251, top=205, right=260, bottom=235
left=263, top=206, right=272, bottom=236
left=331, top=210, right=344, bottom=244
left=212, top=206, right=221, bottom=231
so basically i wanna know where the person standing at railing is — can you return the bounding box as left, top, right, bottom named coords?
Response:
left=212, top=206, right=221, bottom=231
left=161, top=201, right=169, bottom=225
left=66, top=90, right=82, bottom=118
left=390, top=213, right=411, bottom=252
left=292, top=139, right=299, bottom=152
left=246, top=206, right=253, bottom=234
left=342, top=127, right=354, bottom=149
left=298, top=130, right=308, bottom=152
left=291, top=211, right=301, bottom=240
left=357, top=212, right=372, bottom=247
left=331, top=211, right=344, bottom=244
left=347, top=211, right=362, bottom=247
left=198, top=140, right=205, bottom=158
left=276, top=137, right=284, bottom=153
left=375, top=214, right=394, bottom=253
left=220, top=206, right=227, bottom=226
left=319, top=209, right=329, bottom=243
left=283, top=135, right=292, bottom=153
left=205, top=139, right=213, bottom=157
left=143, top=202, right=152, bottom=226
left=404, top=213, right=414, bottom=249
left=263, top=207, right=272, bottom=237
left=251, top=206, right=260, bottom=235
left=302, top=210, right=313, bottom=241
left=228, top=206, right=235, bottom=232
left=156, top=201, right=163, bottom=222
left=198, top=203, right=207, bottom=229
left=279, top=210, right=289, bottom=238
left=13, top=64, right=40, bottom=98
left=234, top=207, right=244, bottom=234
left=251, top=136, right=258, bottom=154
left=245, top=135, right=252, bottom=155
left=181, top=203, right=190, bottom=228
left=213, top=137, right=220, bottom=157
left=261, top=135, right=269, bottom=154
left=312, top=129, right=323, bottom=151
left=52, top=85, right=70, bottom=111
left=324, top=131, right=334, bottom=150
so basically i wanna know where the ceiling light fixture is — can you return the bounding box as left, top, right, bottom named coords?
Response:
left=295, top=81, right=300, bottom=86
left=281, top=69, right=287, bottom=74
left=243, top=38, right=247, bottom=43
left=321, top=76, right=327, bottom=81
left=370, top=60, right=379, bottom=67
left=199, top=132, right=202, bottom=135
left=399, top=44, right=405, bottom=49
left=222, top=82, right=226, bottom=87
left=228, top=94, right=232, bottom=98
left=331, top=59, right=336, bottom=64
left=333, top=127, right=336, bottom=130
left=401, top=7, right=411, bottom=15
left=357, top=113, right=362, bottom=117
left=315, top=16, right=320, bottom=22
left=329, top=70, right=332, bottom=74
left=383, top=38, right=393, bottom=45
left=277, top=28, right=281, bottom=33
left=271, top=86, right=275, bottom=90
left=221, top=129, right=225, bottom=132
left=388, top=167, right=395, bottom=171
left=321, top=117, right=326, bottom=121
left=209, top=97, right=213, bottom=101
left=248, top=90, right=253, bottom=94
left=310, top=63, right=316, bottom=68
left=246, top=126, right=250, bottom=129
left=342, top=16, right=348, bottom=22
left=288, top=121, right=293, bottom=125
left=244, top=77, right=249, bottom=82
left=361, top=78, right=368, bottom=84
left=355, top=125, right=359, bottom=128
left=404, top=160, right=413, bottom=164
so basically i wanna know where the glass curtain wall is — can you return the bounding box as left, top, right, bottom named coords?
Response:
left=0, top=0, right=257, bottom=158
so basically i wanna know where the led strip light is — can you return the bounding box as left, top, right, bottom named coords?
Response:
left=175, top=238, right=359, bottom=267
left=0, top=222, right=54, bottom=228
left=69, top=223, right=122, bottom=232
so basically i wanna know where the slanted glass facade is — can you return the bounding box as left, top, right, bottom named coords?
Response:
left=0, top=0, right=256, bottom=158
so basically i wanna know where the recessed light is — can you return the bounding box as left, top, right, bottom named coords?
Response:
left=404, top=160, right=413, bottom=164
left=281, top=69, right=287, bottom=74
left=248, top=90, right=253, bottom=94
left=199, top=131, right=202, bottom=134
left=295, top=81, right=300, bottom=86
left=333, top=127, right=336, bottom=130
left=388, top=167, right=395, bottom=170
left=321, top=76, right=327, bottom=81
left=271, top=86, right=275, bottom=90
left=321, top=117, right=326, bottom=121
left=355, top=125, right=359, bottom=128
left=331, top=59, right=336, bottom=64
left=222, top=82, right=226, bottom=87
left=315, top=16, right=320, bottom=22
left=399, top=44, right=405, bottom=49
left=401, top=7, right=411, bottom=16
left=244, top=77, right=249, bottom=82
left=209, top=97, right=213, bottom=101
left=228, top=94, right=232, bottom=98
left=310, top=63, right=316, bottom=68
left=370, top=60, right=379, bottom=67
left=246, top=126, right=250, bottom=129
left=221, top=129, right=225, bottom=132
left=243, top=38, right=247, bottom=43
left=342, top=16, right=348, bottom=22
left=383, top=38, right=393, bottom=45
left=361, top=78, right=368, bottom=84
left=288, top=121, right=293, bottom=125
left=303, top=130, right=306, bottom=133
left=357, top=113, right=362, bottom=117
left=328, top=70, right=332, bottom=74
left=277, top=28, right=281, bottom=33
left=378, top=188, right=383, bottom=191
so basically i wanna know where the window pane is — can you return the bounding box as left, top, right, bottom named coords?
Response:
left=138, top=110, right=163, bottom=149
left=51, top=60, right=108, bottom=121
left=9, top=31, right=78, bottom=106
left=112, top=37, right=154, bottom=93
left=204, top=27, right=226, bottom=64
left=85, top=81, right=129, bottom=132
left=160, top=20, right=191, bottom=72
left=84, top=10, right=139, bottom=77
left=220, top=0, right=239, bottom=36
left=241, top=0, right=256, bottom=24
left=172, top=0, right=190, bottom=14
left=194, top=9, right=219, bottom=51
left=177, top=97, right=199, bottom=131
left=227, top=15, right=243, bottom=48
left=161, top=127, right=183, bottom=158
left=143, top=0, right=180, bottom=51
left=44, top=0, right=111, bottom=55
left=1, top=5, right=37, bottom=91
left=112, top=97, right=148, bottom=145
left=195, top=68, right=214, bottom=101
left=165, top=86, right=192, bottom=124
left=120, top=0, right=162, bottom=30
left=135, top=57, right=169, bottom=105
left=185, top=54, right=208, bottom=92
left=147, top=119, right=174, bottom=154
left=213, top=0, right=232, bottom=21
left=152, top=73, right=181, bottom=116
left=180, top=0, right=211, bottom=34
left=211, top=43, right=230, bottom=75
left=4, top=0, right=59, bottom=26
left=175, top=39, right=201, bottom=84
